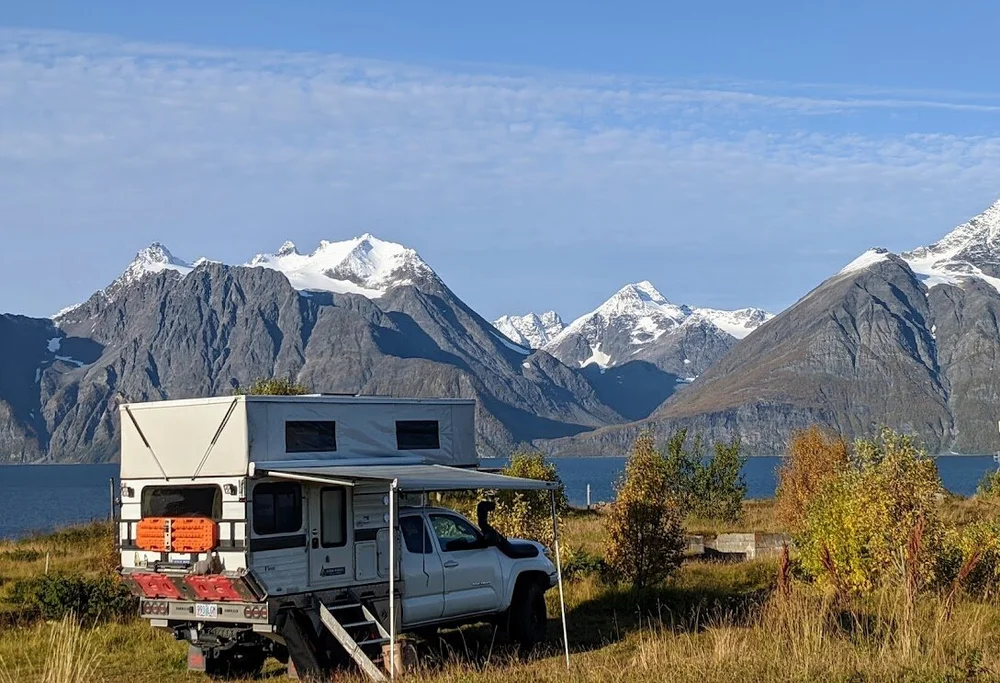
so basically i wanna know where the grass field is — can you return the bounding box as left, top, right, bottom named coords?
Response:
left=3, top=500, right=1000, bottom=682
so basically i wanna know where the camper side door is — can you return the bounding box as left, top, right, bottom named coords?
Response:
left=306, top=484, right=354, bottom=587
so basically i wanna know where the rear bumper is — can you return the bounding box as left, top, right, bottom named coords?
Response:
left=139, top=597, right=269, bottom=625
left=548, top=571, right=558, bottom=588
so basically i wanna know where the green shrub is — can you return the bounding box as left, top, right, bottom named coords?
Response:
left=939, top=519, right=1000, bottom=597
left=797, top=428, right=943, bottom=596
left=8, top=573, right=137, bottom=623
left=662, top=429, right=746, bottom=522
left=605, top=431, right=686, bottom=590
left=977, top=469, right=1000, bottom=500
left=490, top=449, right=567, bottom=548
left=235, top=377, right=310, bottom=395
left=560, top=546, right=605, bottom=581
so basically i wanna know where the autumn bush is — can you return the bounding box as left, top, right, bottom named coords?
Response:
left=775, top=426, right=850, bottom=533
left=490, top=448, right=567, bottom=548
left=797, top=428, right=943, bottom=596
left=605, top=431, right=686, bottom=589
left=976, top=468, right=1000, bottom=500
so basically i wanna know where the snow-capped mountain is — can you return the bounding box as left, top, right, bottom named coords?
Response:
left=55, top=235, right=440, bottom=322
left=837, top=199, right=1000, bottom=293
left=541, top=280, right=773, bottom=374
left=247, top=234, right=440, bottom=297
left=493, top=311, right=565, bottom=349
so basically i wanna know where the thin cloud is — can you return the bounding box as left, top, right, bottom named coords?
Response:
left=1, top=27, right=1000, bottom=320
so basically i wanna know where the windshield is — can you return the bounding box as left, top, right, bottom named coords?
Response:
left=141, top=485, right=222, bottom=519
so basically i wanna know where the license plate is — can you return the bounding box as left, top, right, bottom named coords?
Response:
left=195, top=603, right=219, bottom=618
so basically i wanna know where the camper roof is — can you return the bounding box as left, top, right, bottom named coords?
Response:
left=122, top=395, right=476, bottom=410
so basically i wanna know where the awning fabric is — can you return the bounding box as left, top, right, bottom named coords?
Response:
left=252, top=463, right=557, bottom=492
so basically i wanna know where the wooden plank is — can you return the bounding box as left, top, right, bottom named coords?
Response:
left=318, top=604, right=388, bottom=683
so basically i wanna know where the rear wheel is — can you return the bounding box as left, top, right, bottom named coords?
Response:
left=508, top=580, right=547, bottom=651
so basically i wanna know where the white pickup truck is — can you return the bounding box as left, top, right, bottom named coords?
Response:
left=396, top=502, right=557, bottom=647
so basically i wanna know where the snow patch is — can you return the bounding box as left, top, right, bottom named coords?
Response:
left=493, top=311, right=564, bottom=348
left=47, top=337, right=61, bottom=353
left=490, top=330, right=531, bottom=355
left=54, top=356, right=86, bottom=368
left=683, top=358, right=691, bottom=365
left=839, top=247, right=891, bottom=276
left=34, top=368, right=40, bottom=382
left=580, top=344, right=612, bottom=369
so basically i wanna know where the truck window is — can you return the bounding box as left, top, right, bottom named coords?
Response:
left=320, top=487, right=347, bottom=547
left=400, top=516, right=434, bottom=554
left=141, top=485, right=221, bottom=519
left=252, top=482, right=302, bottom=535
left=285, top=421, right=337, bottom=453
left=430, top=514, right=482, bottom=552
left=396, top=420, right=440, bottom=450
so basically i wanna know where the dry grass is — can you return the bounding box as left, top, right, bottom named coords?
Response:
left=5, top=506, right=1000, bottom=681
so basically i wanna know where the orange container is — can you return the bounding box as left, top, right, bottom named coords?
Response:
left=136, top=517, right=218, bottom=553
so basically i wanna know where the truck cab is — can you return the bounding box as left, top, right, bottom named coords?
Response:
left=397, top=506, right=556, bottom=643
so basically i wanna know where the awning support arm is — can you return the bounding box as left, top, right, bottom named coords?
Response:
left=388, top=478, right=398, bottom=679
left=550, top=489, right=570, bottom=669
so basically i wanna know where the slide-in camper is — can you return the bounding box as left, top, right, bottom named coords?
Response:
left=116, top=395, right=567, bottom=680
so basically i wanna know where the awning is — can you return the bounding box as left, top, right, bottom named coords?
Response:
left=250, top=463, right=557, bottom=492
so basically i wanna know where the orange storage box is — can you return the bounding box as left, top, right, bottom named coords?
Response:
left=136, top=517, right=218, bottom=553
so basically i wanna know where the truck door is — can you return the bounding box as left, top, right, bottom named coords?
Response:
left=307, top=485, right=354, bottom=587
left=398, top=514, right=444, bottom=625
left=429, top=513, right=503, bottom=618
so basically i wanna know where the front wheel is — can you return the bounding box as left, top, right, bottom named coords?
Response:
left=508, top=580, right=548, bottom=651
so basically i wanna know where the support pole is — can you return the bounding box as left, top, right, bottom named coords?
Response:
left=388, top=479, right=398, bottom=679
left=550, top=488, right=570, bottom=669
left=586, top=484, right=591, bottom=511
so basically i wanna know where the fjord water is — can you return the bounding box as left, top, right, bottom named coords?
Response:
left=1, top=456, right=997, bottom=539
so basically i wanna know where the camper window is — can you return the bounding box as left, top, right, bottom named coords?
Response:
left=396, top=420, right=440, bottom=450
left=320, top=488, right=347, bottom=547
left=285, top=421, right=337, bottom=453
left=252, top=482, right=302, bottom=535
left=141, top=485, right=221, bottom=519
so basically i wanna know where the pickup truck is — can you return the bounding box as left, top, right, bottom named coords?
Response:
left=397, top=503, right=557, bottom=647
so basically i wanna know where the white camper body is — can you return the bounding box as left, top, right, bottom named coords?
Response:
left=119, top=395, right=476, bottom=599
left=116, top=395, right=566, bottom=680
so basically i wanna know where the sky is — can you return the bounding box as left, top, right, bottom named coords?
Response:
left=3, top=2, right=1000, bottom=321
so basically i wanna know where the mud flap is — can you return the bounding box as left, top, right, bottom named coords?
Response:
left=187, top=645, right=207, bottom=673
left=277, top=608, right=326, bottom=680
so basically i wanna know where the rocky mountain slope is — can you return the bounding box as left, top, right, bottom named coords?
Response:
left=2, top=236, right=623, bottom=462
left=547, top=200, right=1000, bottom=456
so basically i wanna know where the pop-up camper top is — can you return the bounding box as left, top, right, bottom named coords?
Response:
left=116, top=395, right=569, bottom=680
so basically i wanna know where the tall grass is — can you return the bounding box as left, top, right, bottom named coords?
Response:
left=0, top=615, right=102, bottom=683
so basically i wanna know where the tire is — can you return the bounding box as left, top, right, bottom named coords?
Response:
left=508, top=580, right=548, bottom=651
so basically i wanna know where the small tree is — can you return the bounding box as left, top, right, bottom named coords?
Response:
left=698, top=438, right=746, bottom=523
left=235, top=377, right=311, bottom=396
left=662, top=428, right=702, bottom=513
left=491, top=448, right=567, bottom=548
left=775, top=426, right=850, bottom=533
left=661, top=429, right=746, bottom=522
left=605, top=431, right=686, bottom=590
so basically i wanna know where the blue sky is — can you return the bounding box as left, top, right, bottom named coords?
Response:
left=3, top=2, right=1000, bottom=321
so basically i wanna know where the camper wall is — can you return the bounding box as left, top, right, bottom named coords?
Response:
left=245, top=398, right=477, bottom=468
left=120, top=397, right=250, bottom=479
left=119, top=396, right=478, bottom=479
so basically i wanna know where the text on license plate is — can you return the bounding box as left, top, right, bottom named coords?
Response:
left=195, top=603, right=219, bottom=618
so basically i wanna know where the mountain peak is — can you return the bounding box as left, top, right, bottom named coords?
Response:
left=493, top=310, right=565, bottom=348
left=248, top=234, right=438, bottom=298
left=119, top=243, right=193, bottom=287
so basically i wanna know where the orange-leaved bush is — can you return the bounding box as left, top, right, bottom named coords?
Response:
left=775, top=426, right=850, bottom=533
